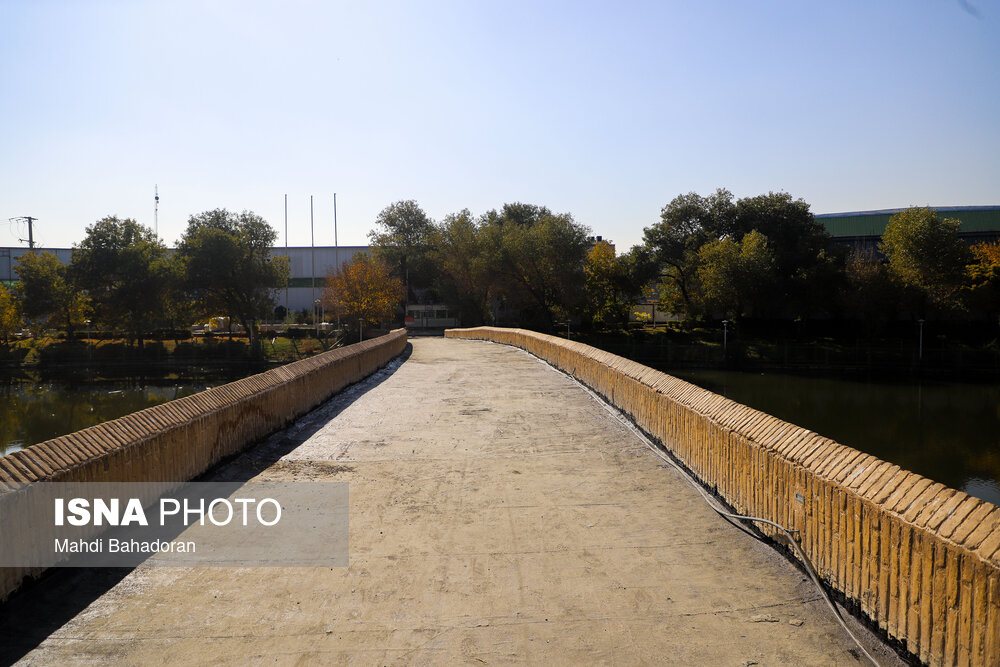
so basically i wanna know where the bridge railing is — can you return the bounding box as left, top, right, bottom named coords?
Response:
left=446, top=326, right=1000, bottom=666
left=0, top=329, right=407, bottom=601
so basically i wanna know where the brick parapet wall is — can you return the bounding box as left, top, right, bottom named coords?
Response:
left=446, top=326, right=1000, bottom=666
left=0, top=329, right=407, bottom=601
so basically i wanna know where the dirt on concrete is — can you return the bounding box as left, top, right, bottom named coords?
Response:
left=3, top=337, right=904, bottom=665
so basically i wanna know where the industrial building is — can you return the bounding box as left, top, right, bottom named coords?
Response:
left=0, top=245, right=368, bottom=315
left=816, top=205, right=1000, bottom=247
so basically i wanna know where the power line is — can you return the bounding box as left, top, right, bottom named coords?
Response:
left=8, top=216, right=37, bottom=249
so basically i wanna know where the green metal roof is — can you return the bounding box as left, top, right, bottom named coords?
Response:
left=816, top=206, right=1000, bottom=238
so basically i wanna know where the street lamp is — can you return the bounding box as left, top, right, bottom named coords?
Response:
left=918, top=319, right=925, bottom=361
left=85, top=319, right=92, bottom=361
left=314, top=299, right=321, bottom=339
left=722, top=319, right=729, bottom=353
left=359, top=318, right=363, bottom=343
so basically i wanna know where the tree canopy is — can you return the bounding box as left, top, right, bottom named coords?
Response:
left=369, top=200, right=435, bottom=300
left=879, top=207, right=969, bottom=314
left=486, top=204, right=591, bottom=330
left=964, top=241, right=1000, bottom=318
left=70, top=216, right=168, bottom=344
left=322, top=252, right=403, bottom=328
left=643, top=189, right=840, bottom=319
left=177, top=209, right=289, bottom=347
left=428, top=210, right=493, bottom=326
left=0, top=285, right=20, bottom=344
left=696, top=230, right=776, bottom=318
left=14, top=250, right=89, bottom=337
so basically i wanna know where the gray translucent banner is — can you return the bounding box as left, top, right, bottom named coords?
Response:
left=0, top=482, right=348, bottom=567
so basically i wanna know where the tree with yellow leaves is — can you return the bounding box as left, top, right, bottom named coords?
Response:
left=0, top=284, right=20, bottom=345
left=965, top=241, right=1000, bottom=318
left=322, top=252, right=404, bottom=329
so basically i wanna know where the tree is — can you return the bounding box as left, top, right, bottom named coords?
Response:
left=839, top=247, right=905, bottom=329
left=177, top=209, right=289, bottom=349
left=584, top=242, right=641, bottom=328
left=429, top=210, right=494, bottom=326
left=644, top=189, right=840, bottom=319
left=486, top=204, right=591, bottom=330
left=13, top=251, right=90, bottom=338
left=70, top=216, right=169, bottom=346
left=965, top=241, right=1000, bottom=319
left=369, top=200, right=435, bottom=303
left=730, top=191, right=841, bottom=317
left=162, top=251, right=199, bottom=345
left=0, top=284, right=20, bottom=345
left=322, top=252, right=404, bottom=329
left=879, top=207, right=970, bottom=314
left=697, top=230, right=776, bottom=318
left=643, top=189, right=734, bottom=314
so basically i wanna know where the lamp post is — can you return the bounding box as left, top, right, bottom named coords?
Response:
left=359, top=318, right=363, bottom=343
left=314, top=300, right=321, bottom=340
left=85, top=319, right=92, bottom=362
left=722, top=319, right=729, bottom=353
left=918, top=319, right=925, bottom=361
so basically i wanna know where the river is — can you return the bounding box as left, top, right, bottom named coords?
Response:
left=0, top=367, right=264, bottom=458
left=4, top=359, right=998, bottom=508
left=669, top=368, right=1000, bottom=506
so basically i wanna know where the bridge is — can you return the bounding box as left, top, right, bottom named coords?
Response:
left=0, top=332, right=995, bottom=665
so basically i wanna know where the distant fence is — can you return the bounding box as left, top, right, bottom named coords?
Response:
left=0, top=329, right=408, bottom=601
left=446, top=326, right=1000, bottom=666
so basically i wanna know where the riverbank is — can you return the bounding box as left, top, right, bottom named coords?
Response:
left=569, top=324, right=1000, bottom=506
left=571, top=320, right=1000, bottom=380
left=0, top=333, right=336, bottom=368
left=0, top=335, right=339, bottom=458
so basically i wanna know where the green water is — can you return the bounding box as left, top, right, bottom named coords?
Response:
left=0, top=368, right=258, bottom=458
left=669, top=369, right=1000, bottom=506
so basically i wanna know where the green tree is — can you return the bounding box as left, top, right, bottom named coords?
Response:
left=696, top=230, right=776, bottom=318
left=429, top=210, right=494, bottom=326
left=13, top=251, right=90, bottom=338
left=584, top=242, right=643, bottom=328
left=369, top=200, right=435, bottom=304
left=643, top=189, right=734, bottom=314
left=879, top=207, right=970, bottom=314
left=485, top=204, right=591, bottom=330
left=177, top=209, right=290, bottom=350
left=162, top=252, right=199, bottom=344
left=644, top=189, right=839, bottom=319
left=0, top=284, right=20, bottom=344
left=70, top=216, right=169, bottom=346
left=730, top=192, right=841, bottom=317
left=839, top=247, right=905, bottom=328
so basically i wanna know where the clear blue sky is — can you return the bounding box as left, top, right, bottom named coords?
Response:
left=2, top=0, right=997, bottom=252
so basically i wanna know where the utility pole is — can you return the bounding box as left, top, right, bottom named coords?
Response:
left=154, top=185, right=159, bottom=237
left=10, top=217, right=37, bottom=249
left=334, top=193, right=340, bottom=328
left=310, top=195, right=315, bottom=323
left=284, top=194, right=289, bottom=318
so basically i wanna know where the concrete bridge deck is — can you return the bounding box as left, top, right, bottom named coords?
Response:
left=2, top=337, right=901, bottom=665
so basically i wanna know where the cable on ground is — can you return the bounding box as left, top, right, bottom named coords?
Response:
left=549, top=360, right=882, bottom=667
